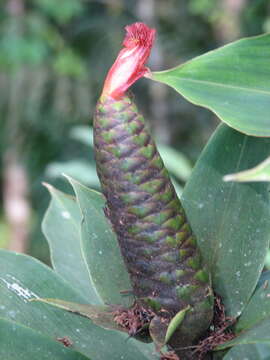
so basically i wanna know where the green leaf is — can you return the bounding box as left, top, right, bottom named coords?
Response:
left=182, top=124, right=270, bottom=317
left=149, top=306, right=190, bottom=350
left=67, top=176, right=133, bottom=307
left=157, top=144, right=192, bottom=182
left=33, top=298, right=126, bottom=333
left=224, top=156, right=270, bottom=182
left=151, top=34, right=270, bottom=136
left=165, top=306, right=191, bottom=344
left=216, top=271, right=270, bottom=351
left=0, top=250, right=157, bottom=360
left=42, top=184, right=101, bottom=303
left=0, top=317, right=90, bottom=360
left=235, top=271, right=270, bottom=334
left=216, top=318, right=270, bottom=350
left=70, top=125, right=93, bottom=147
left=45, top=161, right=100, bottom=187
left=222, top=344, right=270, bottom=360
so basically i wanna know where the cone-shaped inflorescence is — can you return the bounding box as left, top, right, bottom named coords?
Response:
left=94, top=22, right=213, bottom=356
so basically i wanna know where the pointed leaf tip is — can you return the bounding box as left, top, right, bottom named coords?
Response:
left=223, top=156, right=270, bottom=183
left=42, top=181, right=53, bottom=191
left=42, top=182, right=60, bottom=197
left=33, top=298, right=127, bottom=333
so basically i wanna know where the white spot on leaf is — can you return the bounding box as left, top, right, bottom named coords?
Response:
left=61, top=211, right=71, bottom=219
left=0, top=276, right=39, bottom=303
left=8, top=310, right=16, bottom=318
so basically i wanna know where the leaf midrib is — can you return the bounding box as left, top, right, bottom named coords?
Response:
left=159, top=76, right=270, bottom=96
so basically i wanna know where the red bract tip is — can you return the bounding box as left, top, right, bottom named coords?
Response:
left=123, top=22, right=155, bottom=48
left=101, top=22, right=156, bottom=100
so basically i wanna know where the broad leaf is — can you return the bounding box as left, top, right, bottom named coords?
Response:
left=42, top=184, right=101, bottom=303
left=46, top=161, right=99, bottom=187
left=67, top=176, right=133, bottom=307
left=182, top=124, right=270, bottom=317
left=157, top=144, right=192, bottom=182
left=0, top=250, right=157, bottom=360
left=223, top=344, right=270, bottom=360
left=0, top=317, right=90, bottom=360
left=235, top=271, right=270, bottom=333
left=70, top=125, right=93, bottom=147
left=33, top=298, right=126, bottom=333
left=224, top=156, right=270, bottom=183
left=216, top=271, right=270, bottom=352
left=216, top=318, right=270, bottom=350
left=152, top=34, right=270, bottom=136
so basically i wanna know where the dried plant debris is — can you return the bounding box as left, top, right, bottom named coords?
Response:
left=56, top=336, right=73, bottom=347
left=192, top=294, right=236, bottom=359
left=113, top=302, right=154, bottom=336
left=167, top=295, right=235, bottom=359
left=160, top=350, right=180, bottom=360
left=114, top=296, right=233, bottom=359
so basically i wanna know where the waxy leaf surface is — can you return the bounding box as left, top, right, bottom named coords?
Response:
left=217, top=318, right=270, bottom=350
left=182, top=124, right=270, bottom=317
left=0, top=317, right=90, bottom=360
left=0, top=250, right=157, bottom=360
left=152, top=34, right=270, bottom=136
left=224, top=156, right=270, bottom=183
left=222, top=344, right=270, bottom=360
left=33, top=298, right=126, bottom=333
left=216, top=272, right=270, bottom=354
left=158, top=143, right=192, bottom=182
left=235, top=271, right=270, bottom=333
left=67, top=177, right=133, bottom=307
left=42, top=184, right=100, bottom=303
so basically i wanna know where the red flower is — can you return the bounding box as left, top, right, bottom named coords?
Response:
left=101, top=22, right=156, bottom=100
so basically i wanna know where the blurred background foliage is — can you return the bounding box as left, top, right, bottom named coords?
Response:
left=0, top=0, right=269, bottom=264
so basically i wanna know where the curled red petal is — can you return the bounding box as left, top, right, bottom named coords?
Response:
left=101, top=22, right=156, bottom=99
